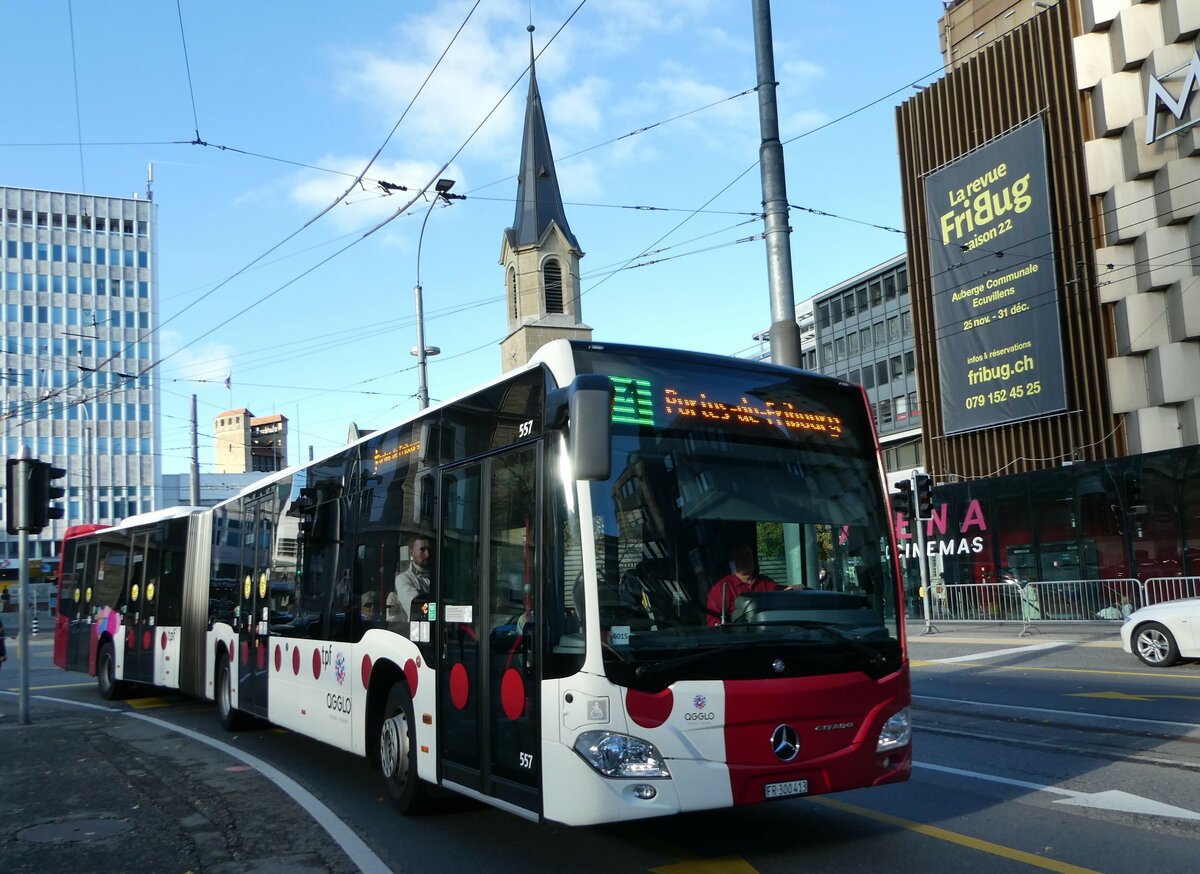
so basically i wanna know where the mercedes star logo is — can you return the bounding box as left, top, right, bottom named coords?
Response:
left=771, top=724, right=800, bottom=761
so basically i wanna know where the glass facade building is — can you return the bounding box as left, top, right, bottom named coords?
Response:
left=1, top=185, right=160, bottom=561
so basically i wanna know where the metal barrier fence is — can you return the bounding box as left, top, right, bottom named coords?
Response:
left=922, top=576, right=1200, bottom=632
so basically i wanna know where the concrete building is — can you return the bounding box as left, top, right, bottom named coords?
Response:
left=759, top=257, right=924, bottom=488
left=0, top=183, right=160, bottom=561
left=213, top=409, right=288, bottom=474
left=893, top=0, right=1200, bottom=588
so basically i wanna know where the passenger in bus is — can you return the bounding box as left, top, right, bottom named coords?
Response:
left=706, top=543, right=784, bottom=626
left=360, top=591, right=381, bottom=626
left=393, top=535, right=432, bottom=625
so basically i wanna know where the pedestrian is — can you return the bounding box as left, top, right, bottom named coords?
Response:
left=817, top=567, right=832, bottom=590
left=0, top=616, right=6, bottom=670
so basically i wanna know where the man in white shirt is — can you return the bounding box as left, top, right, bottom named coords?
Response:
left=391, top=535, right=432, bottom=626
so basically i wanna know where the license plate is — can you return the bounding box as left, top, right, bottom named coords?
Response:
left=764, top=779, right=808, bottom=799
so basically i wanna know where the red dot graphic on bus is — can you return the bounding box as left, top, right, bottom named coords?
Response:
left=501, top=668, right=525, bottom=720
left=143, top=630, right=152, bottom=650
left=404, top=659, right=419, bottom=695
left=274, top=645, right=282, bottom=672
left=292, top=646, right=301, bottom=676
left=160, top=631, right=167, bottom=650
left=125, top=629, right=134, bottom=649
left=256, top=643, right=266, bottom=670
left=312, top=648, right=322, bottom=680
left=626, top=687, right=673, bottom=728
left=449, top=663, right=469, bottom=710
left=361, top=655, right=372, bottom=690
left=241, top=641, right=250, bottom=666
left=229, top=642, right=236, bottom=662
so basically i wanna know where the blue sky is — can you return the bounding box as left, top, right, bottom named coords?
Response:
left=3, top=1, right=945, bottom=474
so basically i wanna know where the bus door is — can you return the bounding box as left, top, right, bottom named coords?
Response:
left=237, top=493, right=275, bottom=719
left=123, top=530, right=156, bottom=685
left=62, top=539, right=96, bottom=673
left=438, top=445, right=540, bottom=814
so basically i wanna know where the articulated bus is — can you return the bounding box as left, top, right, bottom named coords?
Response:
left=55, top=340, right=911, bottom=825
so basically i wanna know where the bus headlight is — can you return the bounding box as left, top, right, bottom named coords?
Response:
left=876, top=707, right=911, bottom=753
left=574, top=731, right=671, bottom=778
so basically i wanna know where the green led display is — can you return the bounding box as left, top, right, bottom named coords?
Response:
left=610, top=376, right=655, bottom=426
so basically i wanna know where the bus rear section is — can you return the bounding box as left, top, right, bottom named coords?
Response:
left=54, top=508, right=201, bottom=698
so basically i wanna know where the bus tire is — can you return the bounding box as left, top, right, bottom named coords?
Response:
left=97, top=642, right=123, bottom=700
left=380, top=684, right=428, bottom=814
left=217, top=657, right=247, bottom=731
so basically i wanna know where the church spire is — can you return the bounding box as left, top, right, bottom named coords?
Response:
left=508, top=25, right=579, bottom=251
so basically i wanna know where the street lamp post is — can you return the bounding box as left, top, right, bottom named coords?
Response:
left=413, top=179, right=456, bottom=410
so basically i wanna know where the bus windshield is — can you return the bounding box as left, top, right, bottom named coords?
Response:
left=574, top=346, right=901, bottom=689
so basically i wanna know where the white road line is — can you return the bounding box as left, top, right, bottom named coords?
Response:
left=914, top=693, right=1200, bottom=731
left=126, top=711, right=392, bottom=874
left=927, top=641, right=1070, bottom=663
left=914, top=761, right=1200, bottom=820
left=7, top=692, right=390, bottom=874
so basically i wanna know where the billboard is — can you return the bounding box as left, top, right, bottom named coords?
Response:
left=924, top=116, right=1066, bottom=435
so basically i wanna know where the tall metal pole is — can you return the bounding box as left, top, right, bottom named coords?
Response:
left=413, top=180, right=454, bottom=410
left=752, top=0, right=802, bottom=368
left=189, top=394, right=201, bottom=505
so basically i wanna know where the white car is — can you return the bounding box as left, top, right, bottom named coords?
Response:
left=1121, top=597, right=1200, bottom=667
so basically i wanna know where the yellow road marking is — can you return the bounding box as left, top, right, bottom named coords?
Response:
left=126, top=697, right=172, bottom=710
left=4, top=681, right=95, bottom=692
left=811, top=797, right=1100, bottom=874
left=651, top=859, right=759, bottom=873
left=915, top=661, right=1197, bottom=681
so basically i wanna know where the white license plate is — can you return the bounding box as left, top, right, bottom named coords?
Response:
left=764, top=779, right=808, bottom=799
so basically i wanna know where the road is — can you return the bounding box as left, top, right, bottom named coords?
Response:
left=5, top=621, right=1198, bottom=873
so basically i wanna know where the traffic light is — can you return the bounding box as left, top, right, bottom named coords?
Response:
left=914, top=472, right=933, bottom=520
left=891, top=479, right=912, bottom=518
left=29, top=459, right=66, bottom=532
left=4, top=458, right=25, bottom=535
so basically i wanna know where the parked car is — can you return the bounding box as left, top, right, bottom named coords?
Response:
left=1120, top=597, right=1200, bottom=667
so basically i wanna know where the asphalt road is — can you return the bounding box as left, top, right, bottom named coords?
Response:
left=4, top=621, right=1198, bottom=873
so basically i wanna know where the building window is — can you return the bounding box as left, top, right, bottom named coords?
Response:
left=848, top=332, right=859, bottom=355
left=860, top=328, right=871, bottom=352
left=902, top=311, right=912, bottom=336
left=856, top=286, right=868, bottom=311
left=888, top=316, right=900, bottom=342
left=879, top=399, right=892, bottom=425
left=874, top=321, right=885, bottom=346
left=830, top=297, right=842, bottom=323
left=884, top=275, right=896, bottom=299
left=875, top=361, right=888, bottom=386
left=544, top=259, right=563, bottom=314
left=843, top=291, right=855, bottom=318
left=835, top=337, right=846, bottom=359
left=861, top=365, right=874, bottom=389
left=905, top=351, right=915, bottom=373
left=821, top=342, right=833, bottom=367
left=890, top=355, right=903, bottom=380
left=508, top=267, right=518, bottom=320
left=870, top=281, right=882, bottom=305
left=817, top=304, right=830, bottom=329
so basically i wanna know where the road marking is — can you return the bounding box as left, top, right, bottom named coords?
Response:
left=8, top=692, right=390, bottom=874
left=126, top=697, right=172, bottom=710
left=926, top=641, right=1070, bottom=663
left=811, top=797, right=1100, bottom=874
left=126, top=711, right=392, bottom=874
left=915, top=694, right=1200, bottom=731
left=3, top=681, right=94, bottom=692
left=650, top=858, right=759, bottom=873
left=915, top=761, right=1200, bottom=821
left=1070, top=691, right=1200, bottom=702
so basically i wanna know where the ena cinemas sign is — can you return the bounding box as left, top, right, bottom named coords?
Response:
left=1146, top=50, right=1200, bottom=144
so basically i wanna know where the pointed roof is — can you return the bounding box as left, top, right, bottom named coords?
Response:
left=507, top=27, right=580, bottom=252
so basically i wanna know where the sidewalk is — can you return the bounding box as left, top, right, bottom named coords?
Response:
left=0, top=637, right=360, bottom=874
left=903, top=616, right=1125, bottom=647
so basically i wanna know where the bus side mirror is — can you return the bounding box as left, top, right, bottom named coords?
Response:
left=568, top=375, right=613, bottom=481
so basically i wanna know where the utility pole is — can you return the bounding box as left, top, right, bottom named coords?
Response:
left=190, top=395, right=200, bottom=506
left=752, top=0, right=802, bottom=368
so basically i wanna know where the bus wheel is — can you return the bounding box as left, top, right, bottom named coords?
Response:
left=380, top=684, right=428, bottom=813
left=217, top=657, right=246, bottom=731
left=97, top=642, right=123, bottom=700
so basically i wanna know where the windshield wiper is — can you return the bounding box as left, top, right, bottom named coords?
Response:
left=633, top=642, right=759, bottom=682
left=736, top=619, right=887, bottom=665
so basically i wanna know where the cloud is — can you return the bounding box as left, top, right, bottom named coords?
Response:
left=163, top=334, right=235, bottom=386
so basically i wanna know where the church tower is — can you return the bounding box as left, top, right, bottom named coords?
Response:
left=500, top=26, right=591, bottom=372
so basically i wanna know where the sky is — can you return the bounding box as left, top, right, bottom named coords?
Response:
left=3, top=1, right=947, bottom=475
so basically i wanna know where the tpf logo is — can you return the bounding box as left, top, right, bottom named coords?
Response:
left=693, top=694, right=706, bottom=710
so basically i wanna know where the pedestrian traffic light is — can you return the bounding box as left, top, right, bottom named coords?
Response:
left=29, top=459, right=66, bottom=532
left=914, top=472, right=933, bottom=520
left=891, top=479, right=912, bottom=518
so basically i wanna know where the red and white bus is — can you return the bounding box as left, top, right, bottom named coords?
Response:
left=56, top=340, right=910, bottom=825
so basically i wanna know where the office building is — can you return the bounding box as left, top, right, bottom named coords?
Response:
left=1, top=184, right=159, bottom=561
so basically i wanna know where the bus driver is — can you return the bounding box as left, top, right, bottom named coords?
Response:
left=391, top=534, right=432, bottom=626
left=706, top=543, right=784, bottom=626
